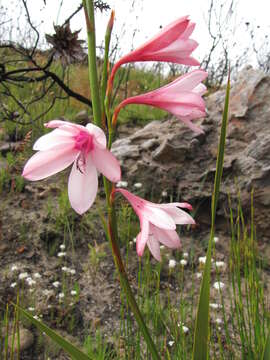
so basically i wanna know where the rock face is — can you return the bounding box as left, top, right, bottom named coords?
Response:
left=112, top=66, right=270, bottom=234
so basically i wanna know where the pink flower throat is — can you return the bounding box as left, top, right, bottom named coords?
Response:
left=74, top=131, right=94, bottom=174
left=74, top=131, right=94, bottom=154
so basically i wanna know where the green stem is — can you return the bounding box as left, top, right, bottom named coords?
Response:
left=104, top=177, right=161, bottom=360
left=83, top=3, right=160, bottom=357
left=100, top=11, right=114, bottom=130
left=83, top=0, right=102, bottom=127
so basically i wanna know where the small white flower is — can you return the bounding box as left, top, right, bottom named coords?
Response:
left=70, top=290, right=77, bottom=296
left=11, top=265, right=18, bottom=272
left=196, top=272, right=202, bottom=279
left=116, top=181, right=128, bottom=188
left=213, top=236, right=219, bottom=243
left=134, top=182, right=142, bottom=189
left=61, top=266, right=69, bottom=272
left=178, top=322, right=189, bottom=333
left=183, top=252, right=189, bottom=259
left=199, top=256, right=213, bottom=265
left=10, top=282, right=17, bottom=288
left=69, top=269, right=76, bottom=275
left=33, top=315, right=39, bottom=320
left=133, top=237, right=137, bottom=243
left=213, top=281, right=225, bottom=291
left=59, top=244, right=65, bottom=250
left=52, top=281, right=60, bottom=288
left=161, top=190, right=167, bottom=197
left=216, top=318, right=223, bottom=325
left=182, top=326, right=189, bottom=333
left=28, top=307, right=35, bottom=312
left=180, top=259, right=187, bottom=266
left=58, top=292, right=65, bottom=299
left=33, top=272, right=42, bottom=279
left=210, top=303, right=222, bottom=310
left=26, top=277, right=36, bottom=286
left=168, top=340, right=175, bottom=347
left=69, top=302, right=74, bottom=306
left=215, top=261, right=225, bottom=269
left=168, top=259, right=177, bottom=269
left=198, top=256, right=206, bottom=264
left=160, top=245, right=165, bottom=250
left=43, top=289, right=54, bottom=296
left=47, top=304, right=52, bottom=309
left=57, top=252, right=66, bottom=257
left=19, top=272, right=28, bottom=280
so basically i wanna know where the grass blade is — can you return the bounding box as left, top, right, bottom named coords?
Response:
left=18, top=306, right=91, bottom=360
left=192, top=72, right=230, bottom=360
left=262, top=328, right=270, bottom=360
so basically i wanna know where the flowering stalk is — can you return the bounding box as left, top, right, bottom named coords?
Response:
left=83, top=2, right=160, bottom=358
left=100, top=10, right=115, bottom=130
left=83, top=0, right=102, bottom=128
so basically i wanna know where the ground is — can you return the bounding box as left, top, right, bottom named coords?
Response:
left=0, top=135, right=269, bottom=359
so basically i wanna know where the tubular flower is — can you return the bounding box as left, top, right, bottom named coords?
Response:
left=113, top=69, right=207, bottom=133
left=114, top=189, right=195, bottom=261
left=109, top=16, right=199, bottom=87
left=22, top=120, right=121, bottom=214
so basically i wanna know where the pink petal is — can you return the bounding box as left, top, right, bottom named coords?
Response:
left=152, top=226, right=181, bottom=248
left=22, top=147, right=78, bottom=181
left=110, top=16, right=197, bottom=77
left=158, top=202, right=193, bottom=211
left=151, top=38, right=198, bottom=60
left=159, top=207, right=195, bottom=225
left=86, top=123, right=107, bottom=149
left=114, top=188, right=143, bottom=216
left=194, top=83, right=207, bottom=96
left=156, top=97, right=205, bottom=116
left=136, top=217, right=149, bottom=256
left=147, top=234, right=161, bottom=261
left=91, top=147, right=121, bottom=183
left=145, top=53, right=200, bottom=67
left=165, top=70, right=208, bottom=93
left=45, top=120, right=85, bottom=131
left=115, top=189, right=176, bottom=230
left=33, top=129, right=75, bottom=151
left=143, top=205, right=176, bottom=230
left=45, top=120, right=69, bottom=128
left=182, top=22, right=196, bottom=39
left=141, top=16, right=189, bottom=53
left=177, top=117, right=204, bottom=133
left=68, top=155, right=98, bottom=214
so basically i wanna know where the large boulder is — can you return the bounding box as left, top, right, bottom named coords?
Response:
left=112, top=66, right=270, bottom=234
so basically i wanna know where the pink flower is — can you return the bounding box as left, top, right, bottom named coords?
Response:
left=22, top=120, right=121, bottom=214
left=113, top=70, right=207, bottom=133
left=109, top=16, right=199, bottom=86
left=114, top=189, right=195, bottom=261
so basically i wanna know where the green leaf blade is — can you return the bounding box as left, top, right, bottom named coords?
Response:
left=192, top=73, right=231, bottom=360
left=19, top=306, right=91, bottom=360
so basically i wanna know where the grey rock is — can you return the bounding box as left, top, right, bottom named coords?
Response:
left=0, top=141, right=19, bottom=155
left=74, top=110, right=91, bottom=125
left=8, top=328, right=34, bottom=353
left=112, top=66, right=270, bottom=234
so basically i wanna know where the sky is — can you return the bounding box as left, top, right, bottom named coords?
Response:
left=1, top=0, right=269, bottom=65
